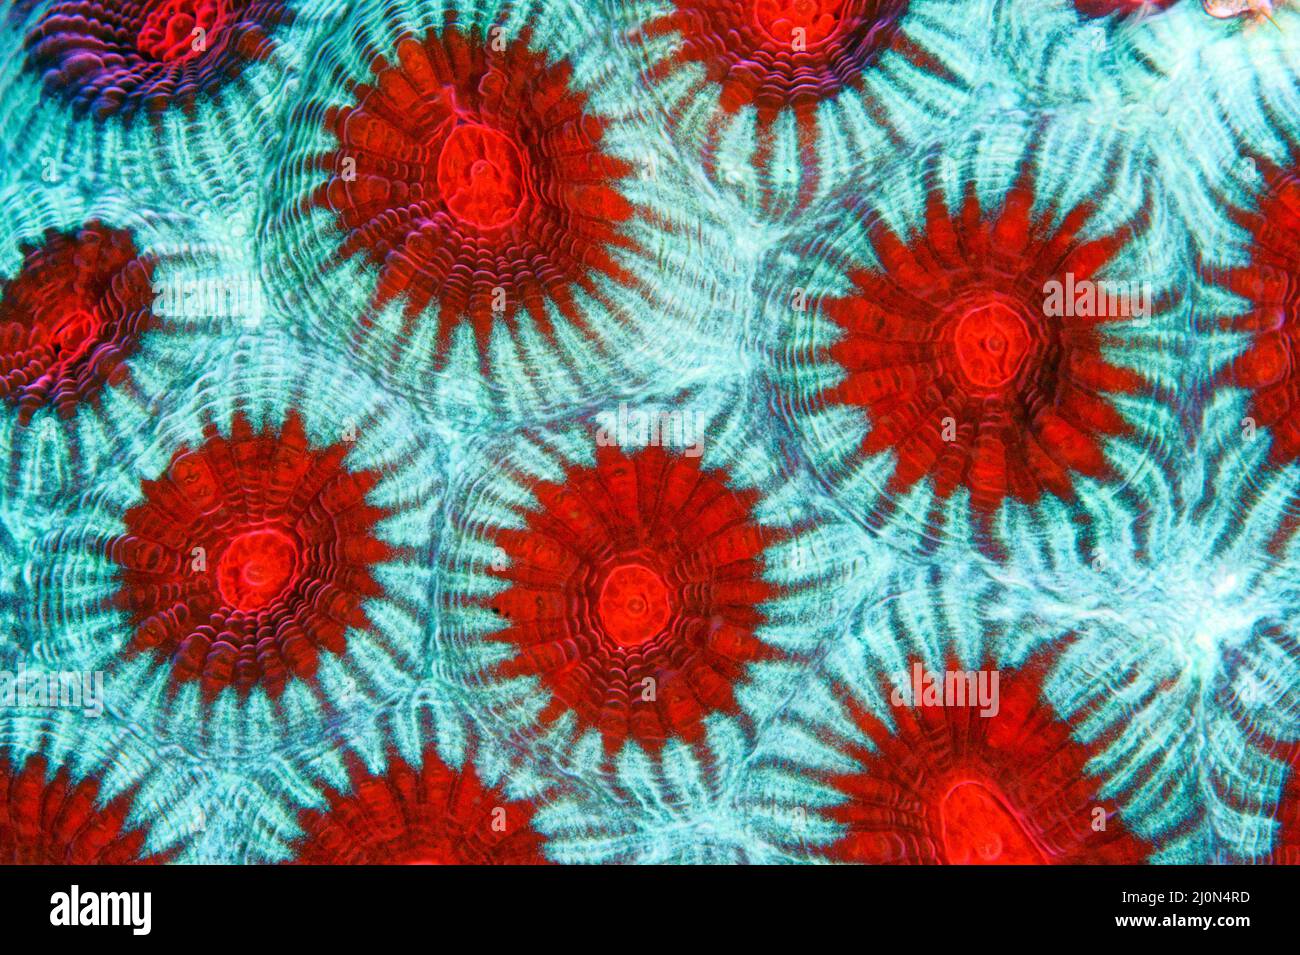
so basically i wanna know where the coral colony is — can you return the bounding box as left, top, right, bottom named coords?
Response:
left=0, top=0, right=1297, bottom=867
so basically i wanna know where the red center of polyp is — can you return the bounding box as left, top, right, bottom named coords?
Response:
left=137, top=0, right=226, bottom=62
left=435, top=122, right=527, bottom=230
left=596, top=563, right=672, bottom=647
left=751, top=0, right=844, bottom=47
left=46, top=307, right=101, bottom=368
left=215, top=527, right=300, bottom=611
left=939, top=780, right=1047, bottom=865
left=951, top=300, right=1033, bottom=391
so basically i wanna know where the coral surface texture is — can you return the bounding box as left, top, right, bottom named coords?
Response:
left=0, top=0, right=1298, bottom=865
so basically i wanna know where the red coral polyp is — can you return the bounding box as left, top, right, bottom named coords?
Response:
left=642, top=0, right=911, bottom=124
left=111, top=411, right=393, bottom=699
left=823, top=177, right=1146, bottom=511
left=1223, top=158, right=1300, bottom=465
left=291, top=751, right=548, bottom=865
left=0, top=222, right=155, bottom=424
left=826, top=664, right=1150, bottom=864
left=0, top=755, right=170, bottom=864
left=315, top=24, right=637, bottom=358
left=488, top=444, right=780, bottom=754
left=23, top=0, right=289, bottom=118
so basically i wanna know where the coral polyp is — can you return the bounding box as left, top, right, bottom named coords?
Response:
left=433, top=382, right=851, bottom=797
left=487, top=443, right=780, bottom=754
left=314, top=22, right=636, bottom=358
left=770, top=125, right=1183, bottom=556
left=0, top=754, right=171, bottom=864
left=0, top=221, right=155, bottom=425
left=23, top=0, right=291, bottom=119
left=110, top=411, right=393, bottom=699
left=824, top=662, right=1150, bottom=864
left=290, top=749, right=548, bottom=864
left=263, top=0, right=729, bottom=419
left=821, top=172, right=1147, bottom=513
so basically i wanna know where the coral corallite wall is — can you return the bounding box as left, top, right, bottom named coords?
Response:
left=0, top=0, right=1298, bottom=866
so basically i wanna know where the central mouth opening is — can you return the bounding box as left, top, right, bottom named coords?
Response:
left=46, top=307, right=102, bottom=368
left=435, top=121, right=527, bottom=230
left=216, top=526, right=301, bottom=612
left=596, top=562, right=673, bottom=647
left=950, top=298, right=1034, bottom=391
